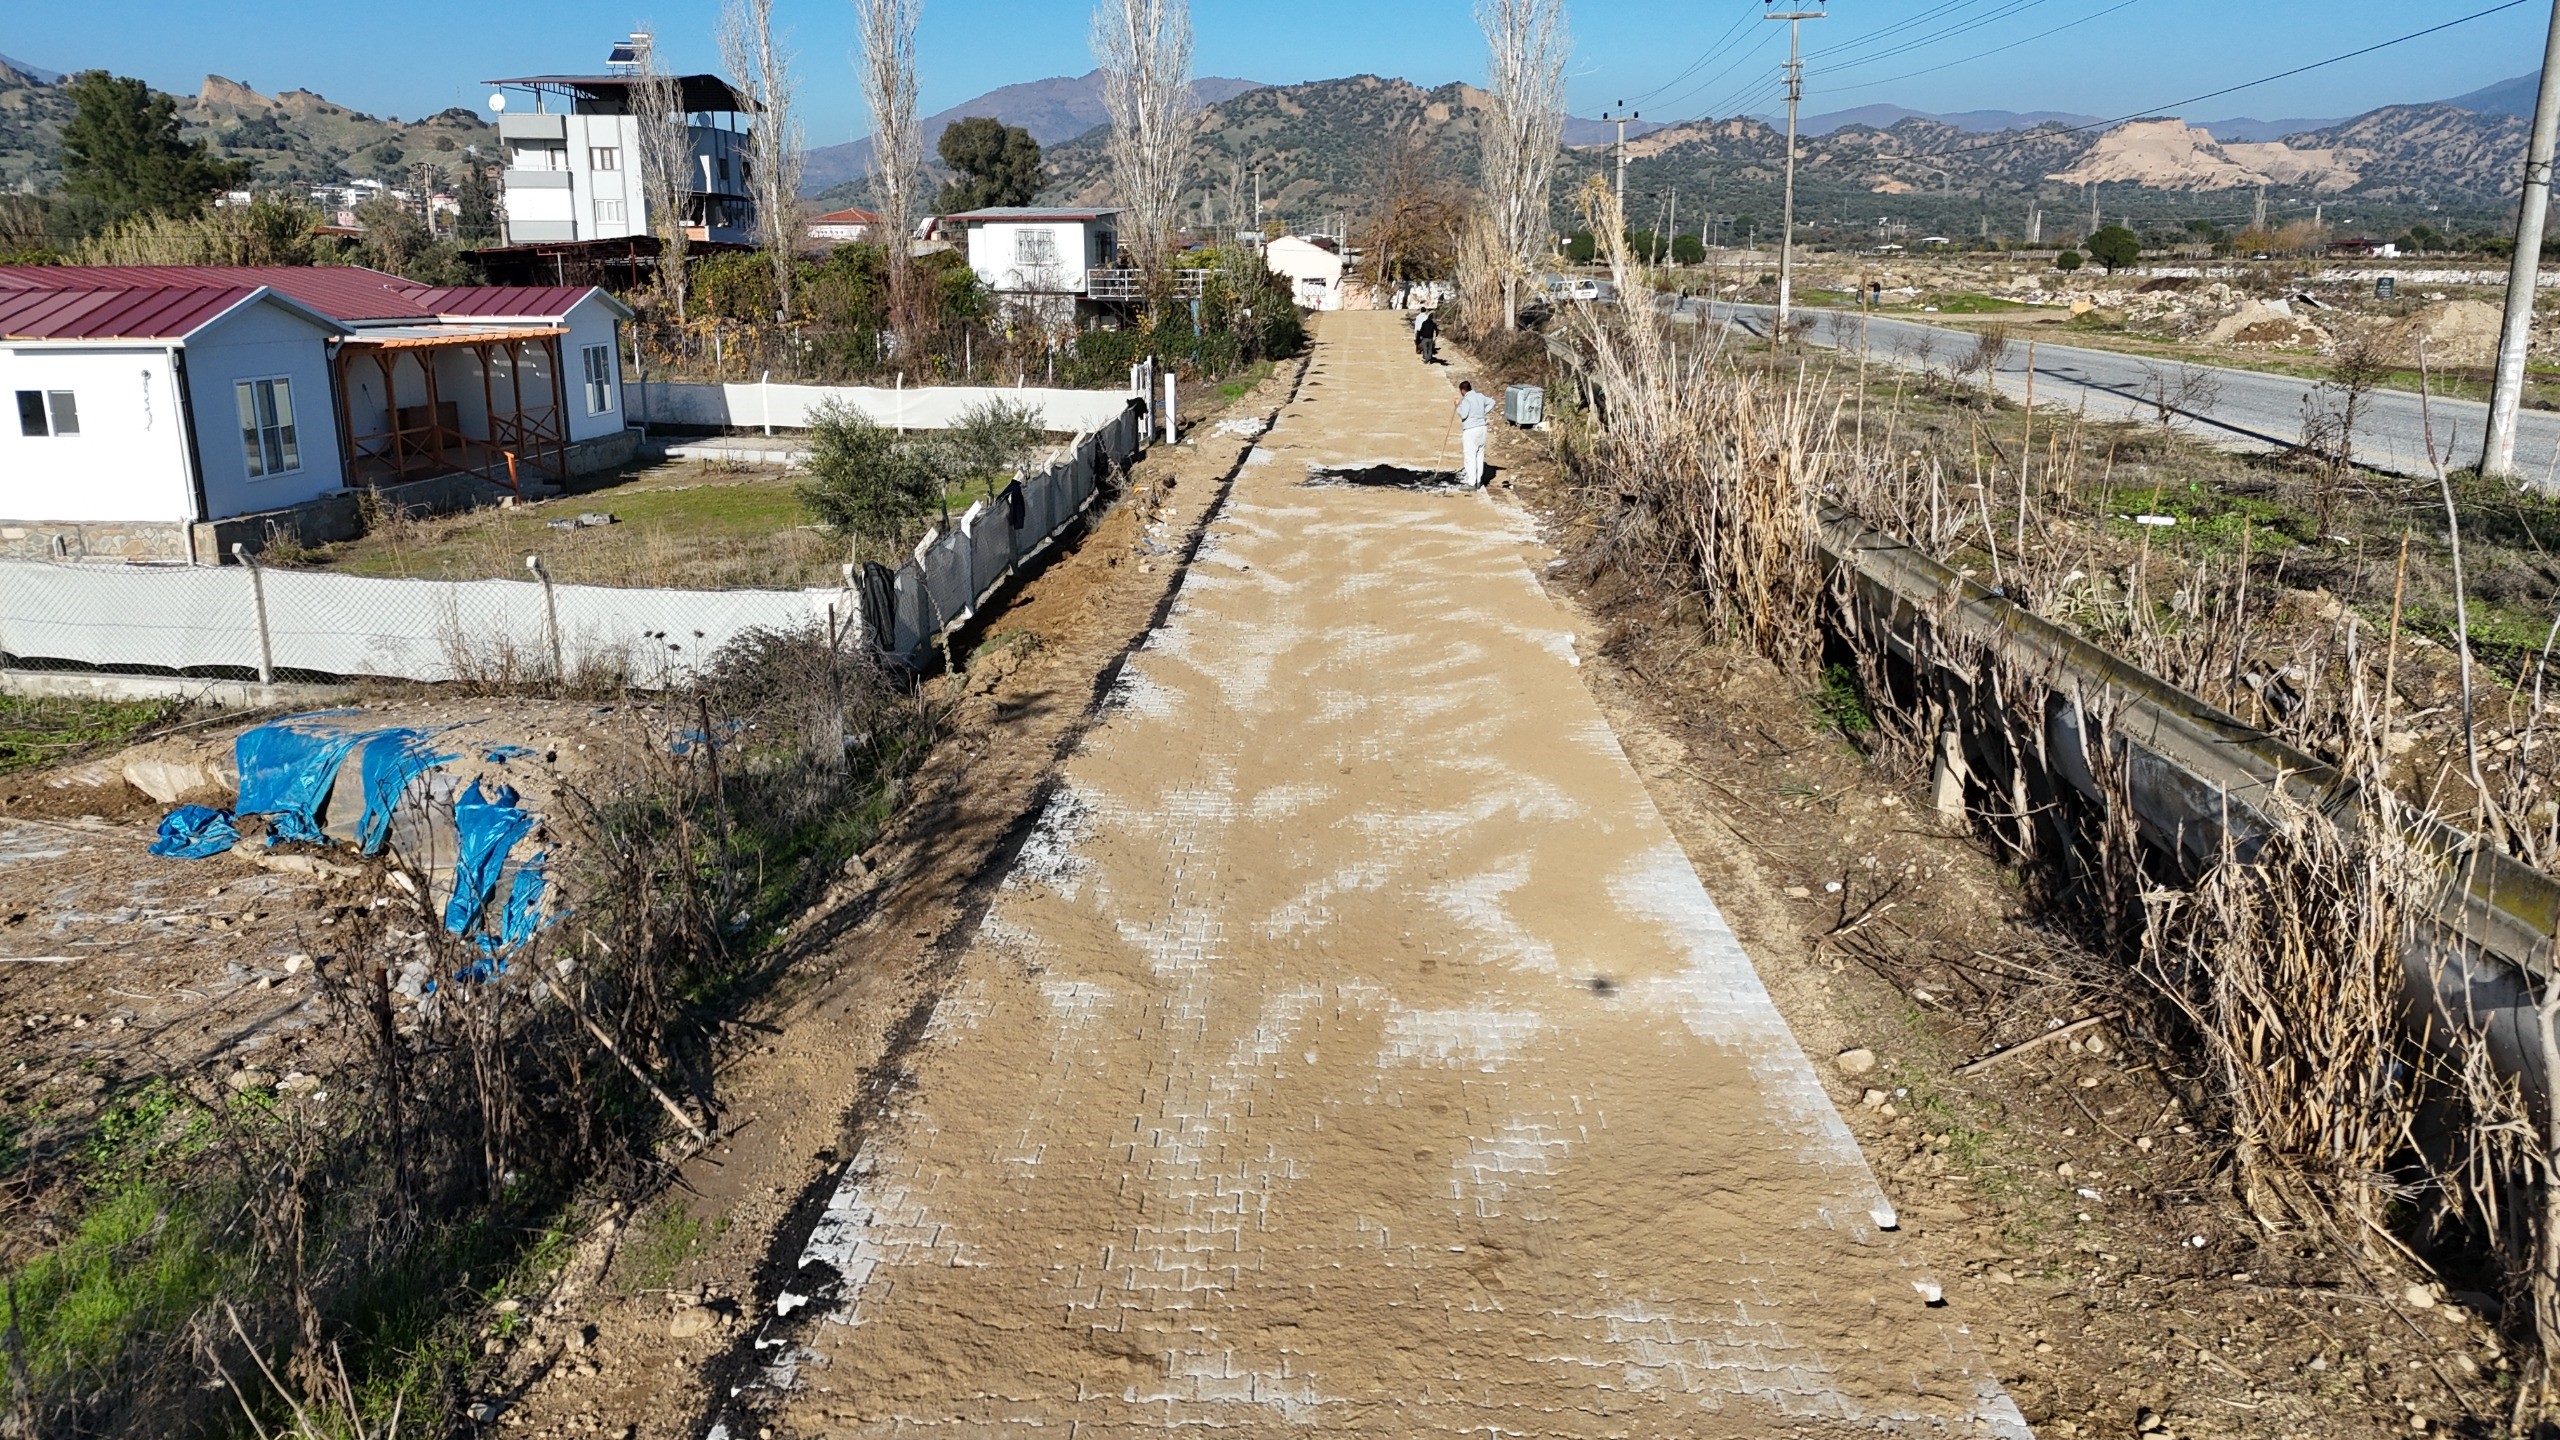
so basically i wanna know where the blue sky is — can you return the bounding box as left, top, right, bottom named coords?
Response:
left=6, top=0, right=2547, bottom=145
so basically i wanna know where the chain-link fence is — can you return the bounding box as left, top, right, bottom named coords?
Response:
left=0, top=400, right=1147, bottom=686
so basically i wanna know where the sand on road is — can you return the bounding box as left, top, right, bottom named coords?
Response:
left=765, top=312, right=2028, bottom=1437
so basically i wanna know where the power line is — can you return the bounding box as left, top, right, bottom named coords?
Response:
left=1808, top=0, right=2143, bottom=99
left=1654, top=27, right=1786, bottom=119
left=1623, top=5, right=1762, bottom=107
left=1813, top=0, right=2061, bottom=74
left=1891, top=0, right=2533, bottom=165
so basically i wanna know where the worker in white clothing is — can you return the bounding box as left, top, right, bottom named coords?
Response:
left=1454, top=380, right=1496, bottom=489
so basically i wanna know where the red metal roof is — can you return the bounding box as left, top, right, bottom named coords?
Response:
left=0, top=285, right=272, bottom=341
left=0, top=267, right=615, bottom=337
left=0, top=264, right=433, bottom=321
left=807, top=207, right=882, bottom=226
left=406, top=285, right=598, bottom=318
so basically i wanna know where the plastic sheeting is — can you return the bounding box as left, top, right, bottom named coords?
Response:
left=356, top=730, right=457, bottom=855
left=149, top=805, right=238, bottom=859
left=500, top=854, right=553, bottom=950
left=443, top=779, right=538, bottom=937
left=236, top=712, right=372, bottom=845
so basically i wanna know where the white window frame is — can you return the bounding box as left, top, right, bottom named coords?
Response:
left=235, top=375, right=302, bottom=479
left=589, top=146, right=621, bottom=171
left=594, top=198, right=627, bottom=226
left=15, top=389, right=79, bottom=437
left=581, top=344, right=616, bottom=416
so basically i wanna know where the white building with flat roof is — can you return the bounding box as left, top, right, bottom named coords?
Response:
left=485, top=35, right=757, bottom=248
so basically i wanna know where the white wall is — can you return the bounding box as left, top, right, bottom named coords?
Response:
left=0, top=344, right=195, bottom=523
left=965, top=220, right=1109, bottom=294
left=184, top=301, right=346, bottom=518
left=631, top=381, right=1138, bottom=436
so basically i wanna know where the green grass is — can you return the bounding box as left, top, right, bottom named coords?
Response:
left=617, top=1199, right=705, bottom=1294
left=0, top=1186, right=232, bottom=1403
left=1216, top=358, right=1276, bottom=403
left=0, top=694, right=175, bottom=776
left=1920, top=292, right=2031, bottom=315
left=1811, top=664, right=1875, bottom=736
left=2095, top=479, right=2317, bottom=556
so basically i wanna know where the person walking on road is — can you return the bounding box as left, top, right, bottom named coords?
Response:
left=1455, top=380, right=1496, bottom=489
left=1414, top=309, right=1439, bottom=365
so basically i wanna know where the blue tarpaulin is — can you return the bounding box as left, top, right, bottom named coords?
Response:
left=444, top=780, right=538, bottom=937
left=500, top=853, right=554, bottom=950
left=149, top=805, right=238, bottom=859
left=234, top=712, right=368, bottom=845
left=354, top=730, right=457, bottom=855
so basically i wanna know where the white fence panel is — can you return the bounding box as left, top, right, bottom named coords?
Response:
left=546, top=584, right=847, bottom=680
left=634, top=381, right=1136, bottom=436
left=0, top=563, right=265, bottom=673
left=262, top=570, right=546, bottom=682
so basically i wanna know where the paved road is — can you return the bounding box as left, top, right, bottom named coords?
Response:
left=764, top=312, right=2026, bottom=1437
left=1697, top=299, right=2560, bottom=483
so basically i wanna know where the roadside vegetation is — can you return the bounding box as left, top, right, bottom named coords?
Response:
left=1537, top=175, right=2560, bottom=1433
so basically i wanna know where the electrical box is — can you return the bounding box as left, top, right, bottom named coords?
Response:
left=1503, top=384, right=1545, bottom=426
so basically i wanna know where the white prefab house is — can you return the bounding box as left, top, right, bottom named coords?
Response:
left=485, top=36, right=757, bottom=248
left=1264, top=236, right=1346, bottom=312
left=0, top=265, right=635, bottom=563
left=1, top=288, right=347, bottom=549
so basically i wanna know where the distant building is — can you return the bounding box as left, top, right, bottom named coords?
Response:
left=1263, top=236, right=1345, bottom=312
left=805, top=207, right=883, bottom=245
left=0, top=265, right=634, bottom=563
left=483, top=34, right=758, bottom=249
left=940, top=207, right=1128, bottom=325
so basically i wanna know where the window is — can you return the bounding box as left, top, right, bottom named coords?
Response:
left=1013, top=228, right=1062, bottom=269
left=235, top=377, right=300, bottom=478
left=582, top=344, right=615, bottom=416
left=590, top=146, right=620, bottom=171
left=15, top=390, right=77, bottom=437
left=594, top=198, right=627, bottom=225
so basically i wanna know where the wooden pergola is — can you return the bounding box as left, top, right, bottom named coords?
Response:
left=333, top=327, right=571, bottom=495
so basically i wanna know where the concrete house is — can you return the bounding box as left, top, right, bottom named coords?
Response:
left=943, top=207, right=1123, bottom=323
left=484, top=35, right=757, bottom=249
left=0, top=265, right=635, bottom=564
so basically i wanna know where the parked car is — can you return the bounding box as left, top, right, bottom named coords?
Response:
left=1541, top=274, right=1601, bottom=302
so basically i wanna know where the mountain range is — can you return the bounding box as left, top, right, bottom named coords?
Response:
left=0, top=62, right=486, bottom=193
left=800, top=70, right=1268, bottom=197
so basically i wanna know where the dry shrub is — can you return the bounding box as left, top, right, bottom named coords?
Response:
left=1555, top=176, right=1822, bottom=675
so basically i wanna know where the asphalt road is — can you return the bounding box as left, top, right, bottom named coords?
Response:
left=1693, top=300, right=2560, bottom=485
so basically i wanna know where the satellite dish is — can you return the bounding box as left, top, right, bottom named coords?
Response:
left=488, top=93, right=508, bottom=113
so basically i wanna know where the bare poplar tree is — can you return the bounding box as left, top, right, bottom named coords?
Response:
left=719, top=0, right=803, bottom=321
left=1476, top=0, right=1568, bottom=331
left=632, top=26, right=695, bottom=323
left=1092, top=0, right=1196, bottom=275
left=854, top=0, right=922, bottom=337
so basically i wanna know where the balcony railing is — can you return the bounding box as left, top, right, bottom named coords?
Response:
left=1084, top=268, right=1211, bottom=302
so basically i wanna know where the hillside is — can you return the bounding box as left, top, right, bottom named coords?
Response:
left=802, top=71, right=1267, bottom=197
left=1043, top=75, right=1491, bottom=229
left=0, top=63, right=489, bottom=195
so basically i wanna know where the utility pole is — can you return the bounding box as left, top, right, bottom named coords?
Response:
left=1766, top=1, right=1827, bottom=331
left=2488, top=0, right=2560, bottom=481
left=1602, top=102, right=1640, bottom=216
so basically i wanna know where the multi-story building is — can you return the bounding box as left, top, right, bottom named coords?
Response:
left=484, top=35, right=756, bottom=249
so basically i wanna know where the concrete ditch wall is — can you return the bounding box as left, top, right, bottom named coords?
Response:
left=1817, top=508, right=2556, bottom=1084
